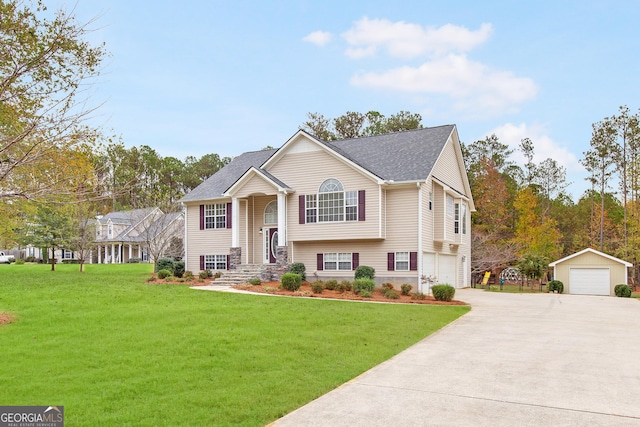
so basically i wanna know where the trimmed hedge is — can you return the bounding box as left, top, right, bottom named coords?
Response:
left=432, top=284, right=455, bottom=302
left=157, top=257, right=175, bottom=273
left=548, top=280, right=564, bottom=294
left=353, top=278, right=375, bottom=295
left=280, top=273, right=302, bottom=291
left=614, top=284, right=632, bottom=298
left=289, top=263, right=306, bottom=281
left=157, top=269, right=172, bottom=279
left=354, top=265, right=375, bottom=280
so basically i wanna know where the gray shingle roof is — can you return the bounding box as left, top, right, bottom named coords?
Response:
left=180, top=125, right=455, bottom=201
left=180, top=149, right=277, bottom=202
left=328, top=125, right=455, bottom=181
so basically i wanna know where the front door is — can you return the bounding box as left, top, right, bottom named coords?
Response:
left=263, top=227, right=278, bottom=264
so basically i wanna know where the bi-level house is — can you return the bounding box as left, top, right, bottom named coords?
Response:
left=180, top=125, right=474, bottom=292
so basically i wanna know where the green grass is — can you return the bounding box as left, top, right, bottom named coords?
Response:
left=0, top=263, right=469, bottom=426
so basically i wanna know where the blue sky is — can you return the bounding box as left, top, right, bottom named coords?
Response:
left=51, top=0, right=640, bottom=200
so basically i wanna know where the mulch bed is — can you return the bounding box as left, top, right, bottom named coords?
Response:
left=231, top=282, right=467, bottom=306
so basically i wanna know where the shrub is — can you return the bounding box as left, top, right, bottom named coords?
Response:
left=432, top=284, right=455, bottom=302
left=15, top=259, right=25, bottom=265
left=384, top=288, right=400, bottom=299
left=353, top=278, right=375, bottom=295
left=359, top=290, right=372, bottom=298
left=401, top=283, right=413, bottom=296
left=289, top=263, right=306, bottom=281
left=310, top=281, right=324, bottom=294
left=324, top=279, right=337, bottom=291
left=339, top=280, right=353, bottom=292
left=280, top=273, right=302, bottom=291
left=214, top=271, right=221, bottom=278
left=334, top=281, right=348, bottom=293
left=548, top=280, right=564, bottom=294
left=198, top=270, right=211, bottom=280
left=411, top=292, right=426, bottom=300
left=128, top=257, right=141, bottom=263
left=614, top=284, right=632, bottom=298
left=173, top=261, right=185, bottom=278
left=248, top=278, right=261, bottom=286
left=25, top=256, right=36, bottom=262
left=157, top=257, right=175, bottom=273
left=157, top=269, right=172, bottom=279
left=184, top=271, right=194, bottom=280
left=354, top=265, right=375, bottom=280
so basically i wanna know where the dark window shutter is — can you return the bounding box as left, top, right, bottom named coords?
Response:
left=226, top=203, right=232, bottom=228
left=358, top=190, right=366, bottom=221
left=199, top=205, right=204, bottom=230
left=299, top=195, right=306, bottom=224
left=226, top=255, right=230, bottom=270
left=200, top=255, right=204, bottom=270
left=387, top=253, right=395, bottom=271
left=352, top=253, right=359, bottom=270
left=410, top=252, right=418, bottom=271
left=317, top=253, right=324, bottom=271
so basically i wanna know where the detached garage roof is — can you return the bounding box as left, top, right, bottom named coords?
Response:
left=549, top=248, right=632, bottom=267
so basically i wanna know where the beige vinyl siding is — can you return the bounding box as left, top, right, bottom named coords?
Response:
left=421, top=181, right=434, bottom=251
left=269, top=151, right=381, bottom=241
left=184, top=202, right=232, bottom=271
left=291, top=241, right=420, bottom=285
left=433, top=182, right=445, bottom=241
left=384, top=185, right=419, bottom=248
left=553, top=251, right=628, bottom=295
left=234, top=174, right=276, bottom=197
left=431, top=138, right=466, bottom=193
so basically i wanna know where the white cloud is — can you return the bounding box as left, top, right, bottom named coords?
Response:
left=351, top=54, right=538, bottom=116
left=302, top=30, right=333, bottom=47
left=488, top=122, right=583, bottom=173
left=341, top=17, right=493, bottom=59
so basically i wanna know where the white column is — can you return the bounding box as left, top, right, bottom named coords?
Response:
left=231, top=197, right=240, bottom=247
left=118, top=244, right=122, bottom=263
left=111, top=244, right=115, bottom=264
left=98, top=245, right=102, bottom=264
left=138, top=245, right=142, bottom=258
left=128, top=244, right=132, bottom=261
left=277, top=192, right=287, bottom=246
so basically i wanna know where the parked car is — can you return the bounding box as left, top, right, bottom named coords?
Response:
left=0, top=251, right=15, bottom=264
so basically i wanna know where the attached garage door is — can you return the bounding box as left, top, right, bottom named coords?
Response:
left=569, top=268, right=610, bottom=295
left=438, top=255, right=457, bottom=287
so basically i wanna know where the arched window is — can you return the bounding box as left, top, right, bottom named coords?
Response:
left=264, top=200, right=277, bottom=224
left=318, top=178, right=345, bottom=222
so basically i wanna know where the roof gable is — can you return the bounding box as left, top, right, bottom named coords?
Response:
left=549, top=248, right=633, bottom=267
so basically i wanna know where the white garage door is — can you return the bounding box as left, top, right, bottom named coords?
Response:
left=569, top=268, right=610, bottom=295
left=438, top=255, right=457, bottom=288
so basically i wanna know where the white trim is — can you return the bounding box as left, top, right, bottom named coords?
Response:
left=417, top=182, right=423, bottom=293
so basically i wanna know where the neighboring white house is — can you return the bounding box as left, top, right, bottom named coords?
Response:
left=180, top=125, right=475, bottom=291
left=93, top=207, right=184, bottom=264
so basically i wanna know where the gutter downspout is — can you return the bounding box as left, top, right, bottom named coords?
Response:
left=417, top=182, right=423, bottom=293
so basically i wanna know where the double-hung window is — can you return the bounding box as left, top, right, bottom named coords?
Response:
left=395, top=252, right=409, bottom=271
left=204, top=203, right=226, bottom=229
left=204, top=254, right=227, bottom=270
left=454, top=202, right=460, bottom=234
left=323, top=252, right=352, bottom=271
left=461, top=204, right=467, bottom=234
left=305, top=195, right=317, bottom=223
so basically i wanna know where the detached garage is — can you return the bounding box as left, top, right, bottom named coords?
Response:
left=549, top=248, right=632, bottom=296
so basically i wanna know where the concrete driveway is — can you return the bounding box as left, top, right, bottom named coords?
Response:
left=274, top=289, right=640, bottom=426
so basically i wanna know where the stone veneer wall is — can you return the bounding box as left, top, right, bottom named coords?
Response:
left=229, top=247, right=241, bottom=270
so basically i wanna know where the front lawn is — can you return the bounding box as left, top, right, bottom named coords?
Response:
left=0, top=264, right=469, bottom=426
